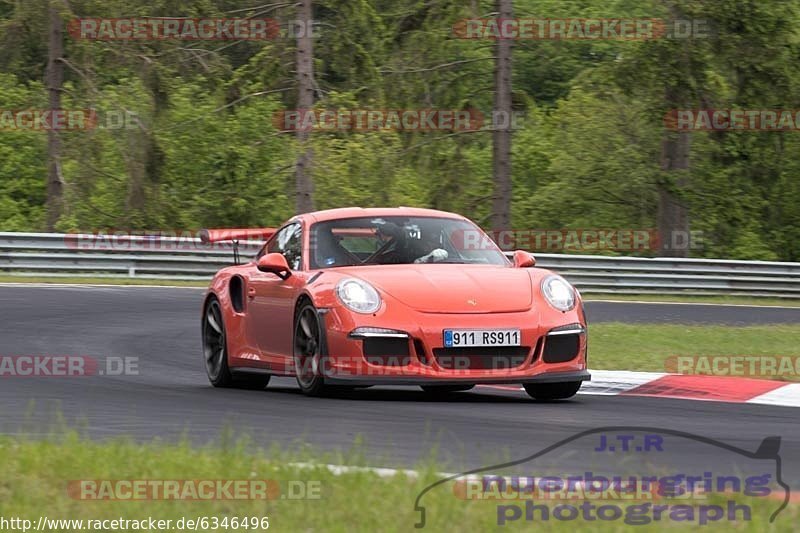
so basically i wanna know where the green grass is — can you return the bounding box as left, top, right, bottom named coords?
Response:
left=583, top=294, right=800, bottom=308
left=0, top=434, right=794, bottom=532
left=590, top=323, right=800, bottom=380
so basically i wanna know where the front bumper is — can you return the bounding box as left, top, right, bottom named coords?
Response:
left=318, top=303, right=588, bottom=385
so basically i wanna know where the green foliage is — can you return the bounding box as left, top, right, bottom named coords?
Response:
left=0, top=0, right=798, bottom=261
left=0, top=73, right=47, bottom=230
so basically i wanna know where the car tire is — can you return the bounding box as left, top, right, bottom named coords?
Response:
left=523, top=381, right=581, bottom=401
left=420, top=385, right=475, bottom=394
left=293, top=302, right=331, bottom=397
left=203, top=297, right=270, bottom=390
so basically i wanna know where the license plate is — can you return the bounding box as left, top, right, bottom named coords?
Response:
left=443, top=329, right=521, bottom=348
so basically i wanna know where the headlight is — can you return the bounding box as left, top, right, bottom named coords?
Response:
left=541, top=275, right=576, bottom=312
left=336, top=278, right=382, bottom=314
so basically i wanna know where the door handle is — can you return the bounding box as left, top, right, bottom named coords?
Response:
left=248, top=287, right=256, bottom=299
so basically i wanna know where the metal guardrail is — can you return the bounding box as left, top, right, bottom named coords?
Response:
left=1, top=232, right=799, bottom=298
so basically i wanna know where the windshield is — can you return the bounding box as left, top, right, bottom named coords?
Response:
left=309, top=216, right=509, bottom=269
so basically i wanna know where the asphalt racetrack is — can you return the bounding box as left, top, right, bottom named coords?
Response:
left=1, top=284, right=799, bottom=485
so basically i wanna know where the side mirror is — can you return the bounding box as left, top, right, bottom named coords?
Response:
left=512, top=250, right=535, bottom=268
left=257, top=253, right=292, bottom=279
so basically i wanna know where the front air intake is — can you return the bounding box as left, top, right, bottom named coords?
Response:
left=362, top=337, right=411, bottom=367
left=542, top=324, right=584, bottom=363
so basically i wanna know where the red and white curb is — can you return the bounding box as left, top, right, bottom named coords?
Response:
left=584, top=370, right=800, bottom=407
left=484, top=370, right=800, bottom=407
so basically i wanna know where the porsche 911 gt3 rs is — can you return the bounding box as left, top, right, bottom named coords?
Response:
left=200, top=207, right=590, bottom=400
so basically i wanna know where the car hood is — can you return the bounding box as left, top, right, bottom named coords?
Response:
left=336, top=264, right=534, bottom=314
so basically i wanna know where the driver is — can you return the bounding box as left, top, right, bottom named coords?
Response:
left=410, top=229, right=449, bottom=263
left=372, top=221, right=449, bottom=264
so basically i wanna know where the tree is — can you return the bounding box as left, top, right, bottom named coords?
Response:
left=490, top=0, right=512, bottom=232
left=45, top=1, right=64, bottom=230
left=658, top=97, right=691, bottom=258
left=295, top=0, right=315, bottom=214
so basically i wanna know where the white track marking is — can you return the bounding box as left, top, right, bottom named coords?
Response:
left=578, top=370, right=667, bottom=396
left=289, top=462, right=431, bottom=479
left=747, top=383, right=800, bottom=408
left=481, top=370, right=800, bottom=408
left=289, top=462, right=504, bottom=483
left=479, top=371, right=666, bottom=396
left=289, top=463, right=625, bottom=496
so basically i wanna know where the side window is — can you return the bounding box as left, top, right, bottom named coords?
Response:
left=267, top=223, right=303, bottom=270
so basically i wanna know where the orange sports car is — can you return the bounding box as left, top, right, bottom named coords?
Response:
left=200, top=207, right=589, bottom=400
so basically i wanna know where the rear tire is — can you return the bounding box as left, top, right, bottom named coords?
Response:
left=420, top=385, right=475, bottom=394
left=523, top=381, right=581, bottom=401
left=203, top=297, right=270, bottom=390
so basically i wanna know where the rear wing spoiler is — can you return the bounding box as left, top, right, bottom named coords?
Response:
left=199, top=228, right=276, bottom=265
